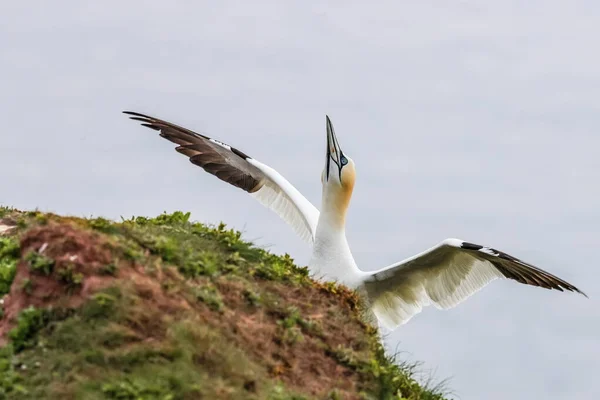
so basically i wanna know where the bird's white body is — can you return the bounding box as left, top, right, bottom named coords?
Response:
left=125, top=111, right=586, bottom=331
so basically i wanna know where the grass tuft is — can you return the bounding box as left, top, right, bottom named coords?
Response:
left=24, top=251, right=54, bottom=276
left=8, top=306, right=51, bottom=352
left=0, top=237, right=20, bottom=296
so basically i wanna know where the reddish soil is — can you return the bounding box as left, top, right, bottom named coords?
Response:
left=0, top=223, right=118, bottom=343
left=201, top=278, right=368, bottom=399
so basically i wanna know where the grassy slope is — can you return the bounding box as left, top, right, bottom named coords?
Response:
left=0, top=207, right=449, bottom=400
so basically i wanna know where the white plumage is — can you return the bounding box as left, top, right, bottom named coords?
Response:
left=366, top=239, right=509, bottom=328
left=248, top=159, right=319, bottom=244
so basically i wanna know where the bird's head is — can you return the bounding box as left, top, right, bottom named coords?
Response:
left=320, top=116, right=355, bottom=221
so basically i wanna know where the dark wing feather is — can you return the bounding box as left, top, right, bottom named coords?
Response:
left=459, top=242, right=586, bottom=295
left=123, top=111, right=264, bottom=193
left=123, top=110, right=321, bottom=243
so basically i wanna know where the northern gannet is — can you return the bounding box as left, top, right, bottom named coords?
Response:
left=123, top=111, right=587, bottom=329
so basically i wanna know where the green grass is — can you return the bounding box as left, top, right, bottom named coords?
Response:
left=24, top=251, right=55, bottom=276
left=0, top=237, right=20, bottom=297
left=0, top=209, right=450, bottom=399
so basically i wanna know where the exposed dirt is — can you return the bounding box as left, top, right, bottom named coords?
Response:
left=188, top=277, right=368, bottom=398
left=1, top=223, right=114, bottom=342
left=0, top=217, right=17, bottom=235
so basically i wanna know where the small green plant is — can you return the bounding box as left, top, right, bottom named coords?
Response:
left=82, top=290, right=120, bottom=320
left=226, top=251, right=245, bottom=265
left=122, top=244, right=143, bottom=262
left=0, top=351, right=26, bottom=398
left=57, top=263, right=84, bottom=287
left=101, top=378, right=171, bottom=400
left=16, top=217, right=28, bottom=229
left=25, top=251, right=55, bottom=276
left=21, top=278, right=33, bottom=295
left=193, top=285, right=224, bottom=311
left=253, top=253, right=308, bottom=283
left=8, top=306, right=51, bottom=352
left=151, top=236, right=178, bottom=263
left=34, top=213, right=49, bottom=225
left=123, top=211, right=191, bottom=227
left=100, top=262, right=118, bottom=276
left=268, top=383, right=308, bottom=400
left=89, top=217, right=117, bottom=233
left=277, top=307, right=302, bottom=329
left=0, top=237, right=20, bottom=296
left=243, top=289, right=261, bottom=307
left=180, top=251, right=221, bottom=278
left=276, top=307, right=308, bottom=345
left=0, top=206, right=11, bottom=218
left=151, top=210, right=191, bottom=226
left=0, top=237, right=19, bottom=258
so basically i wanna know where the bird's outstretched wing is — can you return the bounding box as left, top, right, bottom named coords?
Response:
left=363, top=238, right=586, bottom=329
left=123, top=111, right=320, bottom=243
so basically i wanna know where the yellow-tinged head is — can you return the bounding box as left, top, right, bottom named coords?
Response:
left=321, top=116, right=356, bottom=226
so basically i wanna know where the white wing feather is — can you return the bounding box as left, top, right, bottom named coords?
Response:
left=366, top=243, right=504, bottom=329
left=364, top=238, right=584, bottom=330
left=248, top=159, right=320, bottom=243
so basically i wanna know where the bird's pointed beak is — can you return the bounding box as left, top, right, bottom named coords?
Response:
left=326, top=115, right=343, bottom=180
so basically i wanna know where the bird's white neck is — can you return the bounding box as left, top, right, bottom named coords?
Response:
left=309, top=187, right=364, bottom=288
left=318, top=192, right=348, bottom=231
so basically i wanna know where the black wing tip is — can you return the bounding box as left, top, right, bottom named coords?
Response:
left=123, top=111, right=150, bottom=120
left=519, top=271, right=588, bottom=298
left=572, top=287, right=589, bottom=298
left=129, top=116, right=151, bottom=123
left=123, top=110, right=160, bottom=131
left=122, top=110, right=254, bottom=160
left=551, top=284, right=588, bottom=298
left=230, top=146, right=252, bottom=160
left=460, top=240, right=588, bottom=298
left=123, top=110, right=156, bottom=123
left=123, top=110, right=148, bottom=118
left=141, top=123, right=160, bottom=131
left=461, top=242, right=483, bottom=251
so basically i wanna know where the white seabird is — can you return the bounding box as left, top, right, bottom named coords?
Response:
left=124, top=111, right=586, bottom=330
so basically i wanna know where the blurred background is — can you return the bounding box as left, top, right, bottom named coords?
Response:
left=1, top=2, right=598, bottom=398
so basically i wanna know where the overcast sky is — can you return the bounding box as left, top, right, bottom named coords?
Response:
left=1, top=2, right=599, bottom=399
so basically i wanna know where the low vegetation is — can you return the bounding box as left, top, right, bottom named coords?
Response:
left=0, top=207, right=449, bottom=399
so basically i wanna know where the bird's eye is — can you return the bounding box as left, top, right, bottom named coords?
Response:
left=340, top=155, right=348, bottom=166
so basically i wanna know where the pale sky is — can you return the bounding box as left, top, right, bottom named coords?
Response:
left=1, top=2, right=599, bottom=399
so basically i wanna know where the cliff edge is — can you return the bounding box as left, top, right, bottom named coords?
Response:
left=0, top=207, right=448, bottom=400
